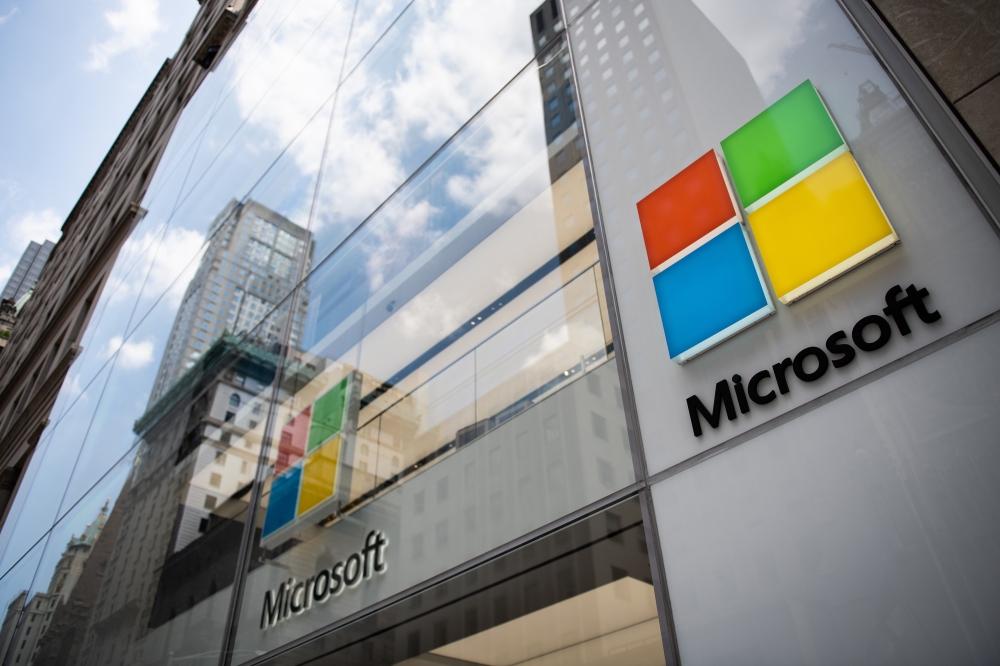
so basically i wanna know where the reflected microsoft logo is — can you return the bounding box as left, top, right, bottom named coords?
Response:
left=636, top=80, right=898, bottom=363
left=261, top=373, right=359, bottom=547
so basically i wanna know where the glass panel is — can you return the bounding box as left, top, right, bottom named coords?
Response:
left=245, top=498, right=664, bottom=665
left=173, top=0, right=353, bottom=214
left=109, top=0, right=351, bottom=344
left=1, top=453, right=133, bottom=666
left=652, top=319, right=1000, bottom=665
left=60, top=282, right=252, bottom=518
left=232, top=34, right=635, bottom=659
left=65, top=104, right=209, bottom=397
left=567, top=0, right=1000, bottom=474
left=16, top=318, right=288, bottom=665
left=140, top=63, right=228, bottom=215
left=0, top=424, right=54, bottom=571
left=311, top=0, right=552, bottom=259
left=474, top=269, right=609, bottom=432
left=342, top=0, right=412, bottom=75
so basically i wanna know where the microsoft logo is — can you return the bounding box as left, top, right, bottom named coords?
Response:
left=262, top=373, right=359, bottom=546
left=637, top=81, right=898, bottom=363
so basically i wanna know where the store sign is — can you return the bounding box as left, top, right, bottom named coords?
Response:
left=636, top=80, right=898, bottom=364
left=261, top=530, right=389, bottom=629
left=634, top=80, right=920, bottom=436
left=261, top=372, right=361, bottom=547
left=685, top=282, right=940, bottom=436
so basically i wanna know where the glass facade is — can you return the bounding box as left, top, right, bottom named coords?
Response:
left=0, top=0, right=998, bottom=665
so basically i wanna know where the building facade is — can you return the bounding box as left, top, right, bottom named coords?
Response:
left=0, top=1, right=997, bottom=666
left=0, top=0, right=254, bottom=531
left=0, top=501, right=106, bottom=665
left=149, top=199, right=313, bottom=404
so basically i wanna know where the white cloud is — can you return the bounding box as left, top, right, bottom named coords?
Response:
left=314, top=0, right=538, bottom=229
left=218, top=0, right=539, bottom=242
left=0, top=7, right=18, bottom=25
left=692, top=0, right=818, bottom=97
left=64, top=372, right=84, bottom=398
left=397, top=291, right=463, bottom=341
left=0, top=202, right=63, bottom=289
left=364, top=199, right=439, bottom=292
left=106, top=334, right=156, bottom=369
left=86, top=0, right=164, bottom=71
left=186, top=0, right=547, bottom=314
left=523, top=324, right=570, bottom=369
left=107, top=224, right=206, bottom=307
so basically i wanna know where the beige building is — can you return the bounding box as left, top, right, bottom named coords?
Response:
left=0, top=502, right=108, bottom=665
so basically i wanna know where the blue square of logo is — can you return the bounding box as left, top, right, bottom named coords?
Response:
left=263, top=462, right=302, bottom=538
left=652, top=224, right=773, bottom=362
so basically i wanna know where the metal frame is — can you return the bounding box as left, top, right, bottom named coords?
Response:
left=555, top=0, right=683, bottom=662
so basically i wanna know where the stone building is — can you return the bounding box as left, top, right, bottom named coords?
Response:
left=0, top=0, right=255, bottom=528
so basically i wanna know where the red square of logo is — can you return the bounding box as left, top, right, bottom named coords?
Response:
left=276, top=405, right=311, bottom=474
left=636, top=150, right=739, bottom=270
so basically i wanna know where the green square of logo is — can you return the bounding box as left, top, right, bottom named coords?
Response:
left=307, top=376, right=348, bottom=453
left=721, top=80, right=845, bottom=209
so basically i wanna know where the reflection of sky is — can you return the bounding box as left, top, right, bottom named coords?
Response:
left=305, top=66, right=548, bottom=360
left=692, top=0, right=901, bottom=141
left=0, top=0, right=551, bottom=583
left=309, top=0, right=546, bottom=257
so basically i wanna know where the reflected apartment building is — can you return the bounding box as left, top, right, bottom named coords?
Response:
left=0, top=503, right=107, bottom=665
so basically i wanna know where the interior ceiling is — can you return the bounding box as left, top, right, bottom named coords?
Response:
left=425, top=578, right=662, bottom=666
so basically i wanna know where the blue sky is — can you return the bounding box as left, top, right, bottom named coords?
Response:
left=0, top=0, right=198, bottom=288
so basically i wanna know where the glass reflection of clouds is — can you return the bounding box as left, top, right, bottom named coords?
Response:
left=266, top=40, right=611, bottom=537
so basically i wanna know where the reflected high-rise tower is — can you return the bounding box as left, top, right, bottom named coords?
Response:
left=149, top=199, right=313, bottom=404
left=74, top=200, right=312, bottom=665
left=1, top=240, right=55, bottom=303
left=566, top=0, right=763, bottom=195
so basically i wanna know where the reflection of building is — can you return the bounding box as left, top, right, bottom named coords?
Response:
left=76, top=335, right=274, bottom=665
left=149, top=199, right=313, bottom=404
left=531, top=1, right=584, bottom=183
left=857, top=80, right=905, bottom=133
left=1, top=241, right=55, bottom=303
left=0, top=0, right=249, bottom=533
left=573, top=0, right=763, bottom=195
left=852, top=79, right=948, bottom=229
left=75, top=200, right=311, bottom=663
left=0, top=299, right=16, bottom=356
left=0, top=502, right=107, bottom=666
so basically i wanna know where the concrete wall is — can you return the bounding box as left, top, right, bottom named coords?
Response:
left=872, top=0, right=1000, bottom=165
